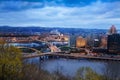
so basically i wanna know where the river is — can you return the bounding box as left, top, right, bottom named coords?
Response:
left=24, top=57, right=120, bottom=77
left=10, top=42, right=120, bottom=78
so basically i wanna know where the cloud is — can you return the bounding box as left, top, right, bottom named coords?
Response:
left=0, top=0, right=102, bottom=12
left=0, top=1, right=44, bottom=12
left=0, top=0, right=120, bottom=29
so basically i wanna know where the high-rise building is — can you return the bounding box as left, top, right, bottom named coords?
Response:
left=107, top=34, right=120, bottom=54
left=69, top=34, right=78, bottom=47
left=108, top=25, right=117, bottom=35
left=107, top=25, right=120, bottom=54
left=76, top=36, right=86, bottom=48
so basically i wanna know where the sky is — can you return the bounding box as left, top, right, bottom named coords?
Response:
left=0, top=0, right=120, bottom=29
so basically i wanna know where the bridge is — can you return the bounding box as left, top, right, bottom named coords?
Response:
left=17, top=46, right=41, bottom=54
left=15, top=41, right=120, bottom=61
left=48, top=43, right=61, bottom=52
left=16, top=40, right=61, bottom=54
left=22, top=52, right=120, bottom=61
left=34, top=40, right=61, bottom=52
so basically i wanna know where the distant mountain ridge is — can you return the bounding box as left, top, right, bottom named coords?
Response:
left=0, top=26, right=107, bottom=34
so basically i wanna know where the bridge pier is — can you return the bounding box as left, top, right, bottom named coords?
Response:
left=39, top=56, right=45, bottom=60
left=44, top=55, right=60, bottom=59
left=39, top=55, right=50, bottom=61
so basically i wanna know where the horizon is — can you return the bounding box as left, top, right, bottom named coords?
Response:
left=0, top=0, right=120, bottom=29
left=0, top=25, right=117, bottom=30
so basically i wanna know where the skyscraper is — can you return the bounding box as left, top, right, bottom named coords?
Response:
left=107, top=25, right=120, bottom=54
left=108, top=25, right=117, bottom=35
left=107, top=34, right=120, bottom=54
left=69, top=34, right=78, bottom=47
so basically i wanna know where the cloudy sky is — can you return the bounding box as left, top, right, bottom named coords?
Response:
left=0, top=0, right=120, bottom=29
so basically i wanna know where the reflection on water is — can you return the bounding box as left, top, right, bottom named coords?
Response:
left=9, top=43, right=40, bottom=47
left=24, top=57, right=114, bottom=76
left=41, top=59, right=105, bottom=76
left=10, top=41, right=68, bottom=47
left=103, top=61, right=120, bottom=80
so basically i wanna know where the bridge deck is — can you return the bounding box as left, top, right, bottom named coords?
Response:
left=22, top=52, right=120, bottom=61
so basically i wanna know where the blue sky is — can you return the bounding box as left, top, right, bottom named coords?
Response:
left=0, top=0, right=120, bottom=29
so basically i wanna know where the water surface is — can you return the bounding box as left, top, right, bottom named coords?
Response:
left=24, top=57, right=111, bottom=76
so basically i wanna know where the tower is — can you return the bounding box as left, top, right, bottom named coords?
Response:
left=107, top=25, right=120, bottom=54
left=108, top=25, right=117, bottom=35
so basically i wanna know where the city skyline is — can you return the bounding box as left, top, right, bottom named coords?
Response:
left=0, top=0, right=120, bottom=29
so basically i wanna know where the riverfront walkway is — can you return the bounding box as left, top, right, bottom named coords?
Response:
left=22, top=52, right=120, bottom=61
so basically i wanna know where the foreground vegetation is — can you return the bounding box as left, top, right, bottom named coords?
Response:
left=0, top=41, right=120, bottom=80
left=0, top=41, right=22, bottom=80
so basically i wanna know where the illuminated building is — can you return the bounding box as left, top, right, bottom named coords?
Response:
left=63, top=37, right=69, bottom=41
left=61, top=35, right=69, bottom=42
left=76, top=36, right=86, bottom=48
left=100, top=36, right=107, bottom=48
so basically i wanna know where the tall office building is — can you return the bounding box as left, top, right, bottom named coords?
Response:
left=108, top=25, right=117, bottom=35
left=69, top=34, right=78, bottom=47
left=107, top=25, right=120, bottom=54
left=107, top=34, right=120, bottom=54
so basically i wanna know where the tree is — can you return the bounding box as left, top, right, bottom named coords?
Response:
left=0, top=40, right=22, bottom=80
left=60, top=46, right=71, bottom=51
left=74, top=67, right=104, bottom=80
